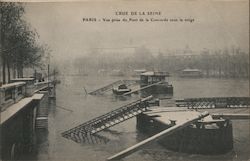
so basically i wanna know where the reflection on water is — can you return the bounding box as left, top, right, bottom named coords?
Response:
left=69, top=134, right=110, bottom=145
left=28, top=76, right=249, bottom=161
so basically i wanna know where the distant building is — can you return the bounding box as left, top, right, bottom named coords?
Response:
left=98, top=69, right=108, bottom=75
left=110, top=70, right=124, bottom=77
left=132, top=69, right=147, bottom=77
left=180, top=68, right=203, bottom=78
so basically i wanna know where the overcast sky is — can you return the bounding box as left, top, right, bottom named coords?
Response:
left=23, top=0, right=249, bottom=61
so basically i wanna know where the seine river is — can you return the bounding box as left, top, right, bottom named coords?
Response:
left=31, top=75, right=249, bottom=161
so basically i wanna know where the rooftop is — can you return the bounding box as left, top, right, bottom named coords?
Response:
left=141, top=71, right=170, bottom=77
left=134, top=69, right=147, bottom=72
left=144, top=107, right=215, bottom=125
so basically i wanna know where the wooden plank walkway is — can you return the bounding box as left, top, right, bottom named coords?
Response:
left=61, top=96, right=153, bottom=143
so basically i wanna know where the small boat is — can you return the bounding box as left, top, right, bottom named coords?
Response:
left=112, top=84, right=131, bottom=95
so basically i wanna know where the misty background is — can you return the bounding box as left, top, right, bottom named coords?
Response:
left=2, top=0, right=249, bottom=80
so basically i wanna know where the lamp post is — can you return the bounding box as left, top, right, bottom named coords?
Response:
left=47, top=52, right=50, bottom=96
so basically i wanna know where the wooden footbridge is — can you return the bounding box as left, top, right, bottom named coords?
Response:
left=176, top=97, right=250, bottom=108
left=88, top=80, right=139, bottom=95
left=61, top=96, right=153, bottom=143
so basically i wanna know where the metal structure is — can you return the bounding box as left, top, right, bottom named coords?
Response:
left=61, top=96, right=153, bottom=143
left=176, top=97, right=250, bottom=108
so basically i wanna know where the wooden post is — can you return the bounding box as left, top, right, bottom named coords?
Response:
left=107, top=111, right=209, bottom=161
left=47, top=64, right=50, bottom=96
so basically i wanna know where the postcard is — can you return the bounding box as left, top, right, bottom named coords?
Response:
left=0, top=1, right=249, bottom=161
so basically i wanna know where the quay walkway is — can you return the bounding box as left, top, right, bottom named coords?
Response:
left=1, top=94, right=44, bottom=124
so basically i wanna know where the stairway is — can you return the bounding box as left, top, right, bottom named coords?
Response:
left=35, top=105, right=49, bottom=129
left=61, top=96, right=153, bottom=143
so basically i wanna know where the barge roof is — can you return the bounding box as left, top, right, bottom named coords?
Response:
left=144, top=107, right=217, bottom=125
left=141, top=71, right=170, bottom=77
left=182, top=68, right=202, bottom=72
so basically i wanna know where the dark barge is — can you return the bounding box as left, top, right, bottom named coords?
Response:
left=136, top=107, right=233, bottom=155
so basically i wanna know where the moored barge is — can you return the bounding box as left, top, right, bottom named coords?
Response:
left=140, top=71, right=173, bottom=95
left=136, top=107, right=233, bottom=155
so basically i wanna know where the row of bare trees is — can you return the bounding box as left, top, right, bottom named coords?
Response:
left=155, top=48, right=249, bottom=78
left=0, top=3, right=46, bottom=84
left=73, top=46, right=249, bottom=78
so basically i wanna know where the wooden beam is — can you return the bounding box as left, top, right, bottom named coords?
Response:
left=107, top=111, right=209, bottom=161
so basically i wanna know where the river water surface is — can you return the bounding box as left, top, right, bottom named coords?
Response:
left=33, top=75, right=249, bottom=161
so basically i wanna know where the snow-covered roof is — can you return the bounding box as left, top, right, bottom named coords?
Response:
left=134, top=69, right=147, bottom=72
left=141, top=71, right=170, bottom=77
left=182, top=68, right=202, bottom=72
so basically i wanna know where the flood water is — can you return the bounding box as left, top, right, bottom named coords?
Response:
left=32, top=76, right=249, bottom=161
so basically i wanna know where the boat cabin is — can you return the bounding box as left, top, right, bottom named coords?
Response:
left=139, top=71, right=173, bottom=95
left=133, top=69, right=147, bottom=77
left=140, top=71, right=170, bottom=85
